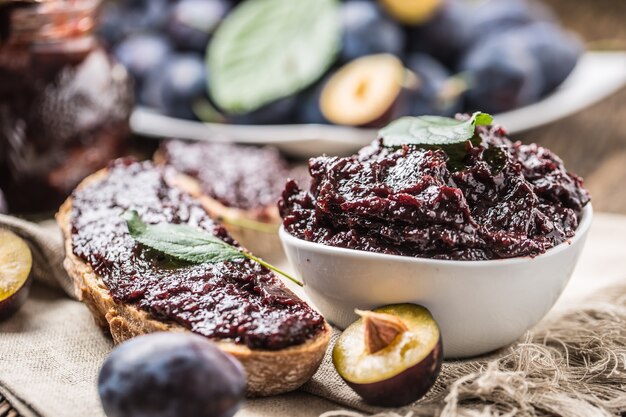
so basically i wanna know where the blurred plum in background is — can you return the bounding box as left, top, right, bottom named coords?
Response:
left=167, top=0, right=230, bottom=52
left=340, top=0, right=405, bottom=62
left=141, top=54, right=207, bottom=120
left=99, top=0, right=583, bottom=124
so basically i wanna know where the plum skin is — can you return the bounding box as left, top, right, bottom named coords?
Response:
left=113, top=34, right=172, bottom=95
left=459, top=31, right=544, bottom=113
left=340, top=0, right=405, bottom=62
left=296, top=82, right=328, bottom=124
left=98, top=332, right=246, bottom=417
left=167, top=0, right=230, bottom=53
left=0, top=275, right=32, bottom=321
left=402, top=53, right=462, bottom=117
left=341, top=337, right=443, bottom=407
left=140, top=54, right=207, bottom=120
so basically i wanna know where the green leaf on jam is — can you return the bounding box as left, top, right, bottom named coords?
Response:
left=379, top=112, right=506, bottom=173
left=122, top=211, right=303, bottom=286
left=123, top=211, right=245, bottom=263
left=379, top=112, right=493, bottom=148
left=208, top=0, right=340, bottom=114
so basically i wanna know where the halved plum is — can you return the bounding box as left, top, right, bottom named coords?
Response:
left=0, top=229, right=33, bottom=321
left=379, top=0, right=442, bottom=25
left=333, top=304, right=443, bottom=407
left=320, top=54, right=406, bottom=127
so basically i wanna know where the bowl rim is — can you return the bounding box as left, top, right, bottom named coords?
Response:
left=279, top=203, right=593, bottom=267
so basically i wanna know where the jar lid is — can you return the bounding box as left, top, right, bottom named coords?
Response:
left=1, top=0, right=100, bottom=45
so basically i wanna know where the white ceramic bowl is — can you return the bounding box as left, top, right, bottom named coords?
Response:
left=280, top=204, right=593, bottom=358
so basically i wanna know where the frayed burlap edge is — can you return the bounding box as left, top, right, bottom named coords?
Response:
left=319, top=283, right=626, bottom=417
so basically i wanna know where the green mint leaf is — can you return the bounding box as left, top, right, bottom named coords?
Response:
left=123, top=210, right=147, bottom=236
left=379, top=112, right=503, bottom=173
left=474, top=112, right=493, bottom=127
left=122, top=211, right=303, bottom=286
left=123, top=210, right=245, bottom=264
left=208, top=0, right=340, bottom=114
left=379, top=112, right=493, bottom=148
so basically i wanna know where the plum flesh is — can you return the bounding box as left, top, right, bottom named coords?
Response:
left=333, top=304, right=443, bottom=407
left=0, top=229, right=32, bottom=321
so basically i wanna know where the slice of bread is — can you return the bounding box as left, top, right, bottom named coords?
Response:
left=57, top=168, right=330, bottom=397
left=153, top=149, right=284, bottom=263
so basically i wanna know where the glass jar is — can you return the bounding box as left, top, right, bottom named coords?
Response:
left=0, top=0, right=133, bottom=213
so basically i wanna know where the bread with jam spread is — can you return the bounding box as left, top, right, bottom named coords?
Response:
left=153, top=140, right=303, bottom=262
left=57, top=160, right=330, bottom=396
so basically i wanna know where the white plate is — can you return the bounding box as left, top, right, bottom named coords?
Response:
left=131, top=51, right=626, bottom=158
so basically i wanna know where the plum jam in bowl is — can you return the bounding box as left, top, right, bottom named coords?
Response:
left=278, top=114, right=592, bottom=358
left=280, top=204, right=592, bottom=359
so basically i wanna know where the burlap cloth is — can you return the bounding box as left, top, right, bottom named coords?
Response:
left=1, top=213, right=625, bottom=417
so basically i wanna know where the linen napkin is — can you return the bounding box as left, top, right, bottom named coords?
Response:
left=1, top=214, right=625, bottom=417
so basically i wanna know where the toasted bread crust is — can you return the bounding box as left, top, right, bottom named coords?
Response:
left=57, top=169, right=330, bottom=397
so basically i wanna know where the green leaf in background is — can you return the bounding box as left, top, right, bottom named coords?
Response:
left=208, top=0, right=340, bottom=114
left=379, top=112, right=493, bottom=148
left=122, top=211, right=303, bottom=286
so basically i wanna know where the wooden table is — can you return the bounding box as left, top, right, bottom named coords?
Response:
left=519, top=0, right=626, bottom=214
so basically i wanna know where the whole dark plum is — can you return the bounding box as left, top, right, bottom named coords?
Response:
left=460, top=20, right=581, bottom=113
left=405, top=0, right=471, bottom=68
left=98, top=332, right=246, bottom=417
left=141, top=54, right=207, bottom=119
left=98, top=0, right=170, bottom=47
left=406, top=0, right=553, bottom=68
left=459, top=31, right=544, bottom=113
left=466, top=0, right=554, bottom=40
left=340, top=0, right=405, bottom=62
left=98, top=3, right=127, bottom=47
left=168, top=0, right=230, bottom=52
left=403, top=53, right=461, bottom=117
left=296, top=82, right=328, bottom=124
left=113, top=34, right=172, bottom=93
left=509, top=22, right=582, bottom=93
left=124, top=0, right=171, bottom=31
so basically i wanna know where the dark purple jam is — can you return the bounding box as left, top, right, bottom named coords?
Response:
left=279, top=124, right=590, bottom=261
left=70, top=159, right=324, bottom=350
left=160, top=141, right=292, bottom=214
